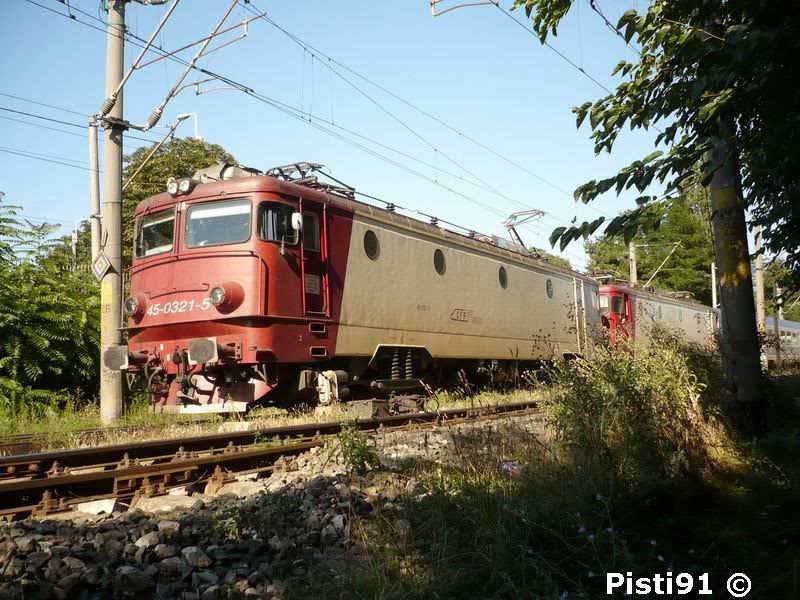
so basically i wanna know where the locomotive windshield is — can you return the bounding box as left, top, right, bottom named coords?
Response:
left=185, top=199, right=251, bottom=247
left=134, top=208, right=175, bottom=258
left=599, top=295, right=625, bottom=315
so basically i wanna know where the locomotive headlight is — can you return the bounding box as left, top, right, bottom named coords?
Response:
left=124, top=296, right=139, bottom=315
left=208, top=282, right=245, bottom=312
left=123, top=293, right=147, bottom=320
left=178, top=178, right=194, bottom=194
left=166, top=177, right=179, bottom=196
left=209, top=286, right=226, bottom=306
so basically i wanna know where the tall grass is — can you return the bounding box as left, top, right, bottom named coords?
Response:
left=542, top=327, right=740, bottom=488
left=332, top=329, right=764, bottom=599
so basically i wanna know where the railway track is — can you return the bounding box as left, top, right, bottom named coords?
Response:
left=0, top=400, right=539, bottom=520
left=0, top=415, right=236, bottom=457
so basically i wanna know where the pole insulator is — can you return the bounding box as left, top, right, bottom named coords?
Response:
left=101, top=96, right=117, bottom=116
left=146, top=109, right=163, bottom=130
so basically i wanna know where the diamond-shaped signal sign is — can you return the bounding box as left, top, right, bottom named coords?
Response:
left=91, top=251, right=111, bottom=281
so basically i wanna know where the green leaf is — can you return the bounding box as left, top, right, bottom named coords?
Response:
left=549, top=227, right=567, bottom=247
left=616, top=9, right=637, bottom=29
left=642, top=150, right=663, bottom=164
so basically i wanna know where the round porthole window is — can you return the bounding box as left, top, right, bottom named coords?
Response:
left=434, top=249, right=446, bottom=275
left=546, top=278, right=554, bottom=299
left=363, top=230, right=379, bottom=260
left=498, top=266, right=508, bottom=289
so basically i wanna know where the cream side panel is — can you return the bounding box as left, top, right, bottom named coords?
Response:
left=635, top=297, right=713, bottom=347
left=336, top=217, right=582, bottom=359
left=582, top=280, right=602, bottom=352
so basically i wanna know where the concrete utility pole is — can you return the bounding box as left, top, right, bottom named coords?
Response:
left=71, top=228, right=78, bottom=272
left=754, top=225, right=765, bottom=330
left=88, top=117, right=101, bottom=259
left=708, top=113, right=763, bottom=415
left=773, top=283, right=782, bottom=367
left=753, top=225, right=767, bottom=368
left=99, top=0, right=126, bottom=425
left=628, top=240, right=637, bottom=285
left=711, top=261, right=718, bottom=308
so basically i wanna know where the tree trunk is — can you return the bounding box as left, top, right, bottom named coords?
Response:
left=708, top=114, right=764, bottom=424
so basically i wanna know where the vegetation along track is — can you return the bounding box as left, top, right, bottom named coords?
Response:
left=0, top=401, right=538, bottom=520
left=0, top=417, right=221, bottom=457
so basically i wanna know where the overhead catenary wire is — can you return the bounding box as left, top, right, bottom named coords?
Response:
left=584, top=0, right=641, bottom=55
left=238, top=3, right=601, bottom=255
left=29, top=2, right=531, bottom=219
left=243, top=5, right=594, bottom=206
left=0, top=114, right=156, bottom=152
left=0, top=144, right=88, bottom=166
left=238, top=2, right=614, bottom=245
left=0, top=146, right=92, bottom=171
left=28, top=0, right=585, bottom=263
left=0, top=102, right=163, bottom=145
left=0, top=91, right=89, bottom=117
left=0, top=145, right=164, bottom=190
left=32, top=0, right=540, bottom=217
left=494, top=3, right=614, bottom=95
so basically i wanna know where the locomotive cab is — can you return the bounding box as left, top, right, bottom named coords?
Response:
left=106, top=164, right=342, bottom=413
left=598, top=284, right=634, bottom=343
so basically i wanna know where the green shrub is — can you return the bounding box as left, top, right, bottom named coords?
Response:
left=543, top=329, right=738, bottom=488
left=0, top=203, right=99, bottom=412
left=336, top=421, right=382, bottom=475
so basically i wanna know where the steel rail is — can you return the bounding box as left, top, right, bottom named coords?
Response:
left=0, top=401, right=539, bottom=519
left=0, top=401, right=537, bottom=476
left=0, top=417, right=221, bottom=457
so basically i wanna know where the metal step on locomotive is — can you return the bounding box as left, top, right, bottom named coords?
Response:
left=104, top=161, right=717, bottom=414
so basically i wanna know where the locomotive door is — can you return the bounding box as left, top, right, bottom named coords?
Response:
left=299, top=202, right=328, bottom=316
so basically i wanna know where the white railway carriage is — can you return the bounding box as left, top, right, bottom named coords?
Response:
left=765, top=316, right=800, bottom=366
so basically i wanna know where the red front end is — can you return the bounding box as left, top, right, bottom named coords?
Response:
left=598, top=284, right=635, bottom=343
left=106, top=174, right=353, bottom=413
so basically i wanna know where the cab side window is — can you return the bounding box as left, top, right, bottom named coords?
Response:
left=258, top=202, right=294, bottom=243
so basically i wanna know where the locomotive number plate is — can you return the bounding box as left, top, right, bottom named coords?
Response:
left=145, top=298, right=211, bottom=317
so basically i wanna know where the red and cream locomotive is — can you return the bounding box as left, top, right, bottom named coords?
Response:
left=105, top=162, right=716, bottom=413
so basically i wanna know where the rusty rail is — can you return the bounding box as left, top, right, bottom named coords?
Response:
left=0, top=400, right=539, bottom=519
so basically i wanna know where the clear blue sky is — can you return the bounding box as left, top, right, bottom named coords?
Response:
left=1, top=0, right=662, bottom=270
